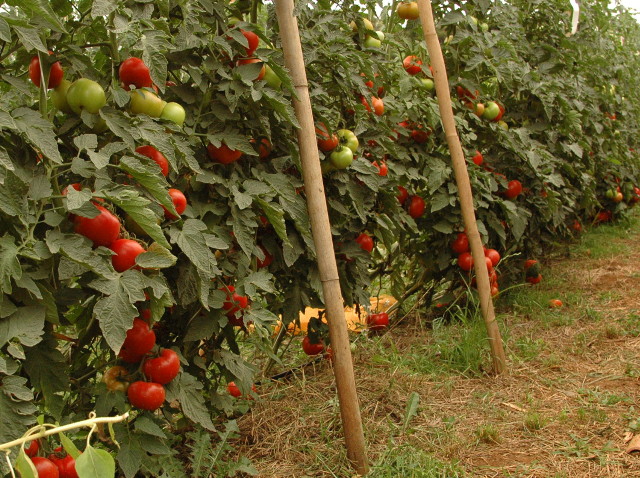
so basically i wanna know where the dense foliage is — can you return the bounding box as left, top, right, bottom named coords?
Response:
left=1, top=0, right=639, bottom=475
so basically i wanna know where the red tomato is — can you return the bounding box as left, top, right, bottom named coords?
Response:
left=367, top=312, right=389, bottom=331
left=241, top=30, right=259, bottom=56
left=118, top=318, right=156, bottom=363
left=73, top=204, right=121, bottom=247
left=548, top=299, right=563, bottom=308
left=372, top=160, right=388, bottom=176
left=236, top=57, right=265, bottom=80
left=356, top=233, right=374, bottom=253
left=403, top=55, right=423, bottom=75
left=164, top=189, right=188, bottom=219
left=410, top=126, right=430, bottom=144
left=302, top=336, right=325, bottom=355
left=456, top=86, right=478, bottom=101
left=316, top=123, right=339, bottom=152
left=471, top=150, right=483, bottom=166
left=222, top=286, right=249, bottom=325
left=484, top=256, right=494, bottom=272
left=29, top=52, right=63, bottom=89
left=119, top=57, right=153, bottom=90
left=110, top=239, right=145, bottom=272
left=451, top=233, right=469, bottom=254
left=49, top=448, right=79, bottom=478
left=257, top=245, right=273, bottom=268
left=484, top=248, right=500, bottom=267
left=227, top=381, right=242, bottom=398
left=127, top=381, right=165, bottom=411
left=143, top=348, right=180, bottom=385
left=397, top=186, right=409, bottom=205
left=571, top=220, right=582, bottom=232
left=135, top=145, right=169, bottom=177
left=458, top=252, right=474, bottom=271
left=526, top=274, right=542, bottom=284
left=25, top=439, right=40, bottom=458
left=524, top=259, right=538, bottom=270
left=492, top=102, right=505, bottom=122
left=251, top=137, right=272, bottom=159
left=504, top=180, right=523, bottom=199
left=207, top=143, right=243, bottom=164
left=31, top=457, right=60, bottom=478
left=61, top=183, right=82, bottom=196
left=408, top=195, right=426, bottom=218
left=490, top=285, right=499, bottom=297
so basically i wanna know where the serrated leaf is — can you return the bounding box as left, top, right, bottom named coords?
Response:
left=173, top=219, right=219, bottom=276
left=91, top=0, right=118, bottom=17
left=100, top=108, right=135, bottom=148
left=12, top=108, right=63, bottom=163
left=255, top=198, right=289, bottom=246
left=0, top=234, right=21, bottom=294
left=0, top=17, right=10, bottom=42
left=118, top=156, right=175, bottom=216
left=0, top=305, right=45, bottom=348
left=0, top=375, right=37, bottom=445
left=13, top=25, right=47, bottom=53
left=93, top=277, right=139, bottom=354
left=135, top=243, right=177, bottom=269
left=165, top=373, right=215, bottom=430
left=23, top=336, right=68, bottom=419
left=134, top=416, right=166, bottom=438
left=45, top=231, right=116, bottom=279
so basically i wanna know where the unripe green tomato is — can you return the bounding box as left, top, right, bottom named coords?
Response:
left=51, top=79, right=73, bottom=113
left=482, top=101, right=500, bottom=120
left=363, top=36, right=381, bottom=48
left=160, top=102, right=186, bottom=126
left=329, top=146, right=354, bottom=169
left=337, top=129, right=359, bottom=152
left=420, top=78, right=434, bottom=91
left=130, top=89, right=166, bottom=117
left=263, top=65, right=282, bottom=89
left=66, top=78, right=106, bottom=114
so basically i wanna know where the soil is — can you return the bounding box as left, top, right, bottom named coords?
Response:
left=233, top=218, right=640, bottom=477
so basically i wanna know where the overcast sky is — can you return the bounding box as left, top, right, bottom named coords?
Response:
left=619, top=0, right=640, bottom=12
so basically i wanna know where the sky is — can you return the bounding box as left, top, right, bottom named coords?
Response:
left=619, top=0, right=640, bottom=13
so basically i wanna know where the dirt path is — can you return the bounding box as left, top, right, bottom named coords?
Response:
left=235, top=216, right=640, bottom=477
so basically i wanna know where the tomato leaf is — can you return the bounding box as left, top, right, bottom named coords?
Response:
left=0, top=375, right=37, bottom=447
left=171, top=219, right=220, bottom=277
left=0, top=234, right=22, bottom=294
left=23, top=336, right=68, bottom=418
left=75, top=444, right=116, bottom=478
left=135, top=243, right=177, bottom=269
left=165, top=372, right=215, bottom=431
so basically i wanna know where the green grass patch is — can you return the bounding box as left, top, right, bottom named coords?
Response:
left=370, top=445, right=465, bottom=477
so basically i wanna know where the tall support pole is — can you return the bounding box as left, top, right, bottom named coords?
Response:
left=274, top=0, right=369, bottom=473
left=416, top=0, right=507, bottom=374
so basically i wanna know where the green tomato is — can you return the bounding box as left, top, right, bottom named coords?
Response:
left=363, top=36, right=381, bottom=49
left=160, top=102, right=186, bottom=126
left=482, top=101, right=500, bottom=120
left=263, top=65, right=282, bottom=89
left=329, top=146, right=354, bottom=169
left=66, top=78, right=106, bottom=114
left=51, top=79, right=73, bottom=113
left=480, top=22, right=489, bottom=32
left=420, top=78, right=434, bottom=91
left=337, top=129, right=359, bottom=152
left=605, top=189, right=615, bottom=199
left=130, top=89, right=166, bottom=117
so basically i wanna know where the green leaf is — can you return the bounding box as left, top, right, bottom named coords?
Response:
left=172, top=219, right=219, bottom=276
left=0, top=234, right=21, bottom=294
left=0, top=17, right=10, bottom=42
left=100, top=107, right=135, bottom=148
left=0, top=305, right=45, bottom=348
left=23, top=336, right=68, bottom=419
left=91, top=0, right=118, bottom=17
left=118, top=156, right=175, bottom=215
left=9, top=0, right=67, bottom=32
left=92, top=276, right=140, bottom=354
left=255, top=198, right=290, bottom=246
left=75, top=444, right=116, bottom=478
left=12, top=108, right=63, bottom=163
left=402, top=391, right=420, bottom=433
left=12, top=24, right=47, bottom=53
left=45, top=231, right=116, bottom=279
left=0, top=375, right=37, bottom=444
left=165, top=373, right=215, bottom=430
left=0, top=170, right=28, bottom=217
left=135, top=243, right=177, bottom=269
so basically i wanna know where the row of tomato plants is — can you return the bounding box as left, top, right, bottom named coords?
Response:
left=1, top=0, right=640, bottom=475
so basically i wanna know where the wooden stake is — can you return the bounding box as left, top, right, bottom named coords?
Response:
left=273, top=0, right=369, bottom=473
left=416, top=0, right=507, bottom=374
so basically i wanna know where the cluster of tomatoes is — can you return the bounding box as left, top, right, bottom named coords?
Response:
left=524, top=259, right=542, bottom=284
left=456, top=86, right=505, bottom=125
left=396, top=186, right=426, bottom=219
left=22, top=440, right=79, bottom=478
left=316, top=123, right=360, bottom=171
left=451, top=232, right=501, bottom=296
left=102, top=313, right=181, bottom=411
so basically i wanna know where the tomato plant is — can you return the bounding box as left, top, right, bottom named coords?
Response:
left=143, top=349, right=181, bottom=385
left=118, top=318, right=156, bottom=364
left=110, top=239, right=146, bottom=272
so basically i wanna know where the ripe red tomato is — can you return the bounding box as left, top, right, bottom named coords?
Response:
left=571, top=220, right=582, bottom=232
left=356, top=233, right=374, bottom=253
left=241, top=30, right=259, bottom=56
left=29, top=52, right=63, bottom=89
left=73, top=204, right=121, bottom=247
left=302, top=336, right=325, bottom=355
left=524, top=259, right=538, bottom=270
left=119, top=57, right=153, bottom=90
left=548, top=299, right=563, bottom=308
left=490, top=285, right=499, bottom=297
left=61, top=183, right=82, bottom=196
left=492, top=102, right=505, bottom=122
left=410, top=126, right=430, bottom=144
left=403, top=55, right=422, bottom=75
left=110, top=239, right=145, bottom=272
left=227, top=381, right=242, bottom=398
left=408, top=195, right=426, bottom=218
left=372, top=160, right=388, bottom=176
left=471, top=150, right=483, bottom=166
left=526, top=274, right=542, bottom=284
left=118, top=318, right=156, bottom=363
left=222, top=286, right=249, bottom=325
left=127, top=381, right=165, bottom=411
left=251, top=137, right=272, bottom=159
left=135, top=145, right=169, bottom=177
left=207, top=143, right=243, bottom=164
left=25, top=439, right=40, bottom=458
left=451, top=233, right=469, bottom=254
left=484, top=256, right=494, bottom=272
left=458, top=252, right=474, bottom=271
left=236, top=57, right=265, bottom=80
left=360, top=96, right=384, bottom=116
left=31, top=457, right=60, bottom=478
left=484, top=248, right=500, bottom=267
left=257, top=245, right=273, bottom=268
left=367, top=312, right=389, bottom=331
left=103, top=365, right=130, bottom=392
left=164, top=189, right=188, bottom=219
left=143, top=348, right=180, bottom=385
left=504, top=180, right=522, bottom=199
left=397, top=186, right=409, bottom=205
left=49, top=448, right=79, bottom=478
left=316, top=123, right=339, bottom=152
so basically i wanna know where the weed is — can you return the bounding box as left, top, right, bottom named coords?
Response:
left=524, top=412, right=547, bottom=431
left=475, top=423, right=501, bottom=444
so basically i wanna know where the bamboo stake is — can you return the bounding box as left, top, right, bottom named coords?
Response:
left=416, top=0, right=507, bottom=374
left=273, top=0, right=368, bottom=473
